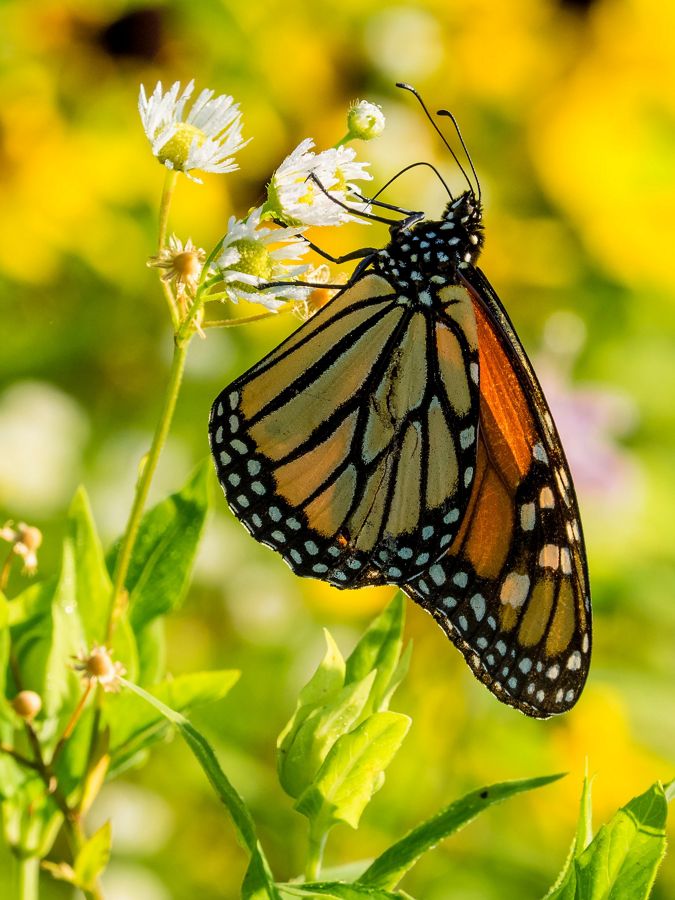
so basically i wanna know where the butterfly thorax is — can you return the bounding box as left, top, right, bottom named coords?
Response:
left=372, top=191, right=484, bottom=308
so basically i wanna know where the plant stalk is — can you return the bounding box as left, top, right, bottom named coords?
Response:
left=106, top=337, right=188, bottom=641
left=17, top=856, right=39, bottom=900
left=157, top=169, right=180, bottom=330
left=203, top=310, right=286, bottom=328
left=50, top=680, right=93, bottom=766
left=305, top=825, right=328, bottom=882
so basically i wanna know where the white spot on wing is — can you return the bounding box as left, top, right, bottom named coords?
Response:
left=430, top=564, right=446, bottom=586
left=539, top=487, right=555, bottom=509
left=470, top=593, right=486, bottom=621
left=520, top=503, right=536, bottom=531
left=539, top=544, right=560, bottom=569
left=567, top=651, right=582, bottom=671
left=500, top=572, right=530, bottom=608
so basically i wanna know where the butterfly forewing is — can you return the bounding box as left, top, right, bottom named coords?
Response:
left=404, top=268, right=591, bottom=717
left=209, top=271, right=480, bottom=588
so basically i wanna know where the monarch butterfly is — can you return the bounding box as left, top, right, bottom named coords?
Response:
left=209, top=85, right=591, bottom=718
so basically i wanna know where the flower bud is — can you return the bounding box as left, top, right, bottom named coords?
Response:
left=12, top=690, right=42, bottom=721
left=347, top=100, right=385, bottom=141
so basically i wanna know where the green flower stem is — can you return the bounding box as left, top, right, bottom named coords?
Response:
left=106, top=337, right=188, bottom=641
left=305, top=824, right=328, bottom=882
left=203, top=310, right=286, bottom=328
left=17, top=856, right=39, bottom=900
left=50, top=680, right=94, bottom=766
left=0, top=743, right=41, bottom=772
left=334, top=133, right=352, bottom=148
left=158, top=169, right=178, bottom=250
left=157, top=170, right=180, bottom=330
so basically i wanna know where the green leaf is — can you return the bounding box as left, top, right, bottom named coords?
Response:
left=9, top=488, right=137, bottom=717
left=108, top=461, right=210, bottom=631
left=295, top=711, right=411, bottom=831
left=134, top=618, right=167, bottom=687
left=380, top=641, right=412, bottom=711
left=345, top=594, right=405, bottom=715
left=9, top=576, right=68, bottom=714
left=576, top=772, right=594, bottom=854
left=74, top=820, right=112, bottom=889
left=665, top=779, right=675, bottom=803
left=108, top=670, right=240, bottom=766
left=6, top=576, right=57, bottom=628
left=358, top=773, right=565, bottom=890
left=279, top=671, right=377, bottom=800
left=63, top=488, right=113, bottom=645
left=546, top=781, right=671, bottom=900
left=120, top=678, right=280, bottom=899
left=544, top=775, right=594, bottom=900
left=11, top=563, right=82, bottom=719
left=278, top=631, right=346, bottom=760
left=1, top=776, right=63, bottom=858
left=299, top=630, right=346, bottom=709
left=277, top=883, right=406, bottom=899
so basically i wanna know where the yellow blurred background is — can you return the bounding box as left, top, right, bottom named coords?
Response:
left=1, top=0, right=674, bottom=897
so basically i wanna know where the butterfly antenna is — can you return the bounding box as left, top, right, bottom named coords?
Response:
left=436, top=109, right=481, bottom=203
left=371, top=161, right=453, bottom=202
left=396, top=82, right=475, bottom=198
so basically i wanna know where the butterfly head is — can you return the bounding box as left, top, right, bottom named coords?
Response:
left=441, top=190, right=484, bottom=267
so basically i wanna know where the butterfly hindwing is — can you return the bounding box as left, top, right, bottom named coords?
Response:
left=404, top=267, right=591, bottom=717
left=209, top=272, right=480, bottom=588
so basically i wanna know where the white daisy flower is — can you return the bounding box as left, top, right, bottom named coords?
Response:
left=347, top=99, right=386, bottom=140
left=215, top=207, right=311, bottom=310
left=265, top=138, right=372, bottom=226
left=138, top=80, right=247, bottom=183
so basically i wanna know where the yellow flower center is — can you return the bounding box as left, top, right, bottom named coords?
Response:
left=173, top=251, right=202, bottom=280
left=157, top=123, right=205, bottom=171
left=87, top=649, right=116, bottom=680
left=297, top=178, right=316, bottom=206
left=332, top=168, right=347, bottom=193
left=229, top=239, right=274, bottom=281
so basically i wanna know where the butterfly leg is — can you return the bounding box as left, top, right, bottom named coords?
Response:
left=350, top=190, right=417, bottom=216
left=305, top=172, right=407, bottom=226
left=300, top=240, right=378, bottom=265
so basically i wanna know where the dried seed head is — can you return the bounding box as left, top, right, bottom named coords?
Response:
left=73, top=645, right=126, bottom=693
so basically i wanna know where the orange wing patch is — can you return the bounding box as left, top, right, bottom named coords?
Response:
left=405, top=279, right=590, bottom=718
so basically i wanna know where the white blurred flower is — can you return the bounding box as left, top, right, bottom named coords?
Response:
left=0, top=382, right=89, bottom=515
left=147, top=235, right=206, bottom=297
left=347, top=99, right=386, bottom=141
left=265, top=138, right=372, bottom=226
left=138, top=80, right=247, bottom=182
left=215, top=207, right=311, bottom=310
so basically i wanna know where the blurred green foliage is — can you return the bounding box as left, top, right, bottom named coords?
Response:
left=0, top=0, right=674, bottom=897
